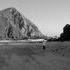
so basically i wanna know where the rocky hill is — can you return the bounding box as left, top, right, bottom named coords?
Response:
left=0, top=7, right=44, bottom=40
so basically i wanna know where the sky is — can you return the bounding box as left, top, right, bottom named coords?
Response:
left=0, top=0, right=70, bottom=37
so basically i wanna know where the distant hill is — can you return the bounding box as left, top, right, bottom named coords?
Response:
left=0, top=7, right=44, bottom=40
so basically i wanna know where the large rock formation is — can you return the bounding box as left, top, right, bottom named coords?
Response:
left=0, top=7, right=44, bottom=40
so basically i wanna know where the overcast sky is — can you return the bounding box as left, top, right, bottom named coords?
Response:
left=0, top=0, right=70, bottom=37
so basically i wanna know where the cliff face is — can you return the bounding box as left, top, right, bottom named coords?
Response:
left=0, top=7, right=44, bottom=40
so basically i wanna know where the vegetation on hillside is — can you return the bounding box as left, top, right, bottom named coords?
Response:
left=47, top=24, right=70, bottom=41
